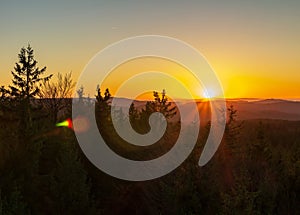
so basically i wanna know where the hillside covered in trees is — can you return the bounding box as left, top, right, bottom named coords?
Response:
left=0, top=45, right=299, bottom=214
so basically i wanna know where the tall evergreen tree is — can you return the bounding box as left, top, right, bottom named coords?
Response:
left=2, top=45, right=53, bottom=212
left=10, top=45, right=52, bottom=99
left=9, top=44, right=52, bottom=132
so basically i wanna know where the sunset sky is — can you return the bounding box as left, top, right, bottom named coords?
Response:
left=0, top=0, right=299, bottom=99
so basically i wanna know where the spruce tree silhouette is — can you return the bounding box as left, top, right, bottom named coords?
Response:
left=9, top=44, right=52, bottom=133
left=4, top=45, right=53, bottom=211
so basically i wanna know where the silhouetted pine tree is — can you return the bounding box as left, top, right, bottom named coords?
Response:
left=9, top=44, right=52, bottom=133
left=225, top=105, right=243, bottom=154
left=2, top=45, right=53, bottom=212
left=152, top=89, right=176, bottom=119
left=0, top=86, right=9, bottom=104
left=95, top=86, right=111, bottom=130
left=138, top=90, right=176, bottom=134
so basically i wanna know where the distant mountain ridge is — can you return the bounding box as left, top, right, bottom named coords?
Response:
left=40, top=97, right=300, bottom=122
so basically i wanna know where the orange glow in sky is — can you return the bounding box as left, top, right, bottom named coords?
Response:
left=0, top=1, right=299, bottom=99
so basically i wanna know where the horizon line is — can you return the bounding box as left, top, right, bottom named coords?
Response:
left=38, top=97, right=300, bottom=102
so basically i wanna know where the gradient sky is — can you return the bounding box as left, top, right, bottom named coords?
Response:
left=0, top=0, right=299, bottom=98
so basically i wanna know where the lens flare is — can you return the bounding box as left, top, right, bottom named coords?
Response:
left=56, top=118, right=73, bottom=129
left=72, top=116, right=90, bottom=133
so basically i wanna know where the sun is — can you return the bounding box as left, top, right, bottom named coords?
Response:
left=195, top=87, right=215, bottom=100
left=203, top=90, right=213, bottom=99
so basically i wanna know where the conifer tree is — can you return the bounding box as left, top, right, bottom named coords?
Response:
left=95, top=86, right=111, bottom=121
left=3, top=45, right=52, bottom=211
left=9, top=44, right=52, bottom=132
left=10, top=45, right=52, bottom=99
left=0, top=86, right=9, bottom=103
left=151, top=89, right=176, bottom=119
left=139, top=90, right=176, bottom=133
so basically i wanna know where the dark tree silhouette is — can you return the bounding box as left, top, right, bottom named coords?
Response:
left=0, top=86, right=9, bottom=102
left=39, top=71, right=75, bottom=123
left=0, top=45, right=53, bottom=213
left=9, top=44, right=52, bottom=131
left=138, top=90, right=176, bottom=133
left=96, top=85, right=111, bottom=103
left=0, top=46, right=300, bottom=214
left=151, top=89, right=176, bottom=119
left=10, top=44, right=52, bottom=100
left=129, top=103, right=139, bottom=128
left=95, top=86, right=111, bottom=116
left=77, top=85, right=85, bottom=103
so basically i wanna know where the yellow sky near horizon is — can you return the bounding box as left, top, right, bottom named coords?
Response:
left=1, top=1, right=299, bottom=99
left=100, top=57, right=207, bottom=100
left=1, top=46, right=299, bottom=100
